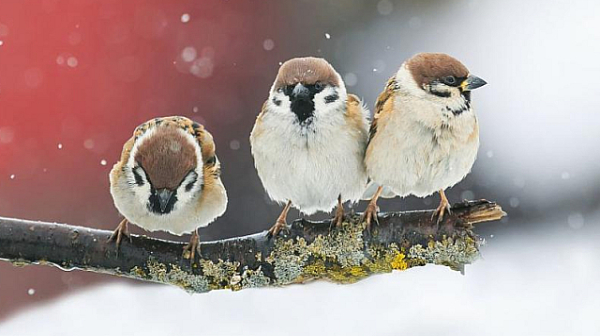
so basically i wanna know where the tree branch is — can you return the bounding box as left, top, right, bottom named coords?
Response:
left=0, top=200, right=505, bottom=293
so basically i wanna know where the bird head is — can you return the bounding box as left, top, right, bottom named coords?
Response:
left=399, top=53, right=487, bottom=115
left=268, top=57, right=347, bottom=125
left=126, top=123, right=203, bottom=215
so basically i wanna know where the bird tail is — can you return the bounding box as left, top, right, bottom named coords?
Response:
left=361, top=181, right=397, bottom=200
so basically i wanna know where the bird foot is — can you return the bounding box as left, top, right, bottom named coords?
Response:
left=107, top=219, right=131, bottom=251
left=267, top=219, right=289, bottom=238
left=432, top=199, right=452, bottom=224
left=183, top=231, right=200, bottom=262
left=330, top=206, right=345, bottom=230
left=360, top=202, right=379, bottom=230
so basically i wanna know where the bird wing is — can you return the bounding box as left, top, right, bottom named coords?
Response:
left=368, top=76, right=397, bottom=145
left=362, top=77, right=399, bottom=200
left=345, top=93, right=370, bottom=135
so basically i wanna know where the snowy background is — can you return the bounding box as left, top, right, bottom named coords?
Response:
left=1, top=0, right=599, bottom=334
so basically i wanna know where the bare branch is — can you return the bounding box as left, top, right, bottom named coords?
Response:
left=0, top=200, right=505, bottom=293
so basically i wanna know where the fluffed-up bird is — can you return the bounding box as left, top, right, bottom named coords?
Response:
left=250, top=57, right=370, bottom=235
left=108, top=116, right=227, bottom=259
left=363, top=53, right=487, bottom=227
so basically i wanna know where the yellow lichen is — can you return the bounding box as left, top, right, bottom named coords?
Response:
left=325, top=265, right=368, bottom=284
left=130, top=265, right=146, bottom=278
left=390, top=253, right=407, bottom=270
left=302, top=259, right=326, bottom=278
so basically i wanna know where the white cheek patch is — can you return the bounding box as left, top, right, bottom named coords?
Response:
left=395, top=65, right=470, bottom=117
left=268, top=91, right=292, bottom=115
left=124, top=168, right=152, bottom=210
left=314, top=87, right=346, bottom=118
left=175, top=170, right=201, bottom=209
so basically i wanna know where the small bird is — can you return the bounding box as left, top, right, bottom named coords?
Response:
left=250, top=57, right=370, bottom=235
left=108, top=116, right=227, bottom=260
left=362, top=53, right=487, bottom=226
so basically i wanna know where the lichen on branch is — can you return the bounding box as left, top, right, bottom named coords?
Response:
left=0, top=200, right=505, bottom=293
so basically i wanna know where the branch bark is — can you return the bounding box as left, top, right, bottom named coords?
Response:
left=0, top=200, right=505, bottom=293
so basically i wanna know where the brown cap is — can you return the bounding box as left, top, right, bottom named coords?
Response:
left=406, top=53, right=469, bottom=88
left=134, top=125, right=197, bottom=190
left=274, top=57, right=341, bottom=90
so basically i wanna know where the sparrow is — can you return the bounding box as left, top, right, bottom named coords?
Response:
left=362, top=53, right=487, bottom=227
left=108, top=116, right=227, bottom=260
left=250, top=57, right=370, bottom=235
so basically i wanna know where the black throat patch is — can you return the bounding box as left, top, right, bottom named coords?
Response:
left=291, top=98, right=315, bottom=124
left=285, top=83, right=328, bottom=124
left=148, top=189, right=178, bottom=215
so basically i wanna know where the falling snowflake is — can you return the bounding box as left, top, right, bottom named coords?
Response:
left=325, top=33, right=331, bottom=39
left=181, top=14, right=190, bottom=23
left=229, top=140, right=240, bottom=150
left=67, top=57, right=78, bottom=68
left=263, top=39, right=275, bottom=51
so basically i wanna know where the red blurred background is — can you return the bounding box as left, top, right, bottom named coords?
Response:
left=0, top=0, right=300, bottom=318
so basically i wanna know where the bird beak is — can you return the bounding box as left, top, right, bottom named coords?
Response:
left=156, top=188, right=174, bottom=213
left=460, top=75, right=487, bottom=91
left=291, top=83, right=310, bottom=100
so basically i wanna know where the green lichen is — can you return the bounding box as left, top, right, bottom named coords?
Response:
left=199, top=258, right=241, bottom=289
left=125, top=223, right=479, bottom=293
left=269, top=237, right=310, bottom=285
left=142, top=258, right=210, bottom=293
left=10, top=259, right=33, bottom=267
left=240, top=266, right=270, bottom=289
left=407, top=234, right=479, bottom=269
left=308, top=222, right=365, bottom=267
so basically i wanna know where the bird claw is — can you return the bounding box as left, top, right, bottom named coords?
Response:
left=267, top=220, right=289, bottom=238
left=432, top=201, right=452, bottom=224
left=330, top=207, right=345, bottom=230
left=183, top=231, right=200, bottom=262
left=107, top=219, right=131, bottom=253
left=360, top=203, right=379, bottom=230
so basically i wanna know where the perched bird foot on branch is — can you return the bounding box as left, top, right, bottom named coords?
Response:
left=360, top=202, right=380, bottom=230
left=331, top=207, right=345, bottom=229
left=183, top=230, right=200, bottom=262
left=330, top=196, right=346, bottom=229
left=432, top=189, right=452, bottom=224
left=107, top=218, right=131, bottom=251
left=267, top=219, right=290, bottom=238
left=267, top=200, right=292, bottom=238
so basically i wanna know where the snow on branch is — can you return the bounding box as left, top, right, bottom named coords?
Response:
left=0, top=200, right=505, bottom=293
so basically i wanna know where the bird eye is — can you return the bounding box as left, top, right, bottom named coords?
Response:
left=284, top=85, right=294, bottom=96
left=443, top=76, right=457, bottom=86
left=314, top=82, right=324, bottom=91
left=206, top=156, right=216, bottom=165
